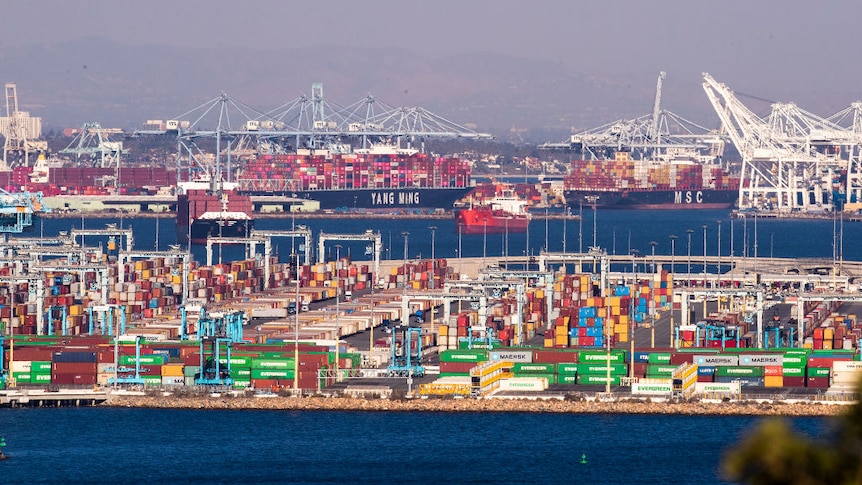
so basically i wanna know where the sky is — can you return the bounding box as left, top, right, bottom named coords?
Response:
left=3, top=1, right=862, bottom=134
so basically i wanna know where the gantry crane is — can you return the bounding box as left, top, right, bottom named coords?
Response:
left=702, top=73, right=860, bottom=211
left=195, top=308, right=244, bottom=386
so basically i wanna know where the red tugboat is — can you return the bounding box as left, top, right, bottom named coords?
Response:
left=454, top=187, right=530, bottom=235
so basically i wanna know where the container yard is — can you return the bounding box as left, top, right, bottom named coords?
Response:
left=1, top=225, right=862, bottom=405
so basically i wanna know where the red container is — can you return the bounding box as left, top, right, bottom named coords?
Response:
left=696, top=375, right=714, bottom=382
left=533, top=350, right=578, bottom=364
left=670, top=353, right=694, bottom=365
left=783, top=376, right=806, bottom=387
left=52, top=362, right=97, bottom=374
left=440, top=362, right=476, bottom=374
left=806, top=376, right=830, bottom=389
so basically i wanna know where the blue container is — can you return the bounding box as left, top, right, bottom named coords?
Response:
left=697, top=366, right=716, bottom=376
left=53, top=351, right=97, bottom=363
left=633, top=352, right=650, bottom=363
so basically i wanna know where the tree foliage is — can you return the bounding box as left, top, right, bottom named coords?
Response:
left=723, top=392, right=862, bottom=484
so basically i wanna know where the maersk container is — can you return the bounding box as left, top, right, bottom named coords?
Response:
left=439, top=349, right=488, bottom=363
left=715, top=366, right=764, bottom=377
left=694, top=355, right=739, bottom=366
left=577, top=363, right=627, bottom=375
left=513, top=363, right=555, bottom=374
left=489, top=350, right=533, bottom=363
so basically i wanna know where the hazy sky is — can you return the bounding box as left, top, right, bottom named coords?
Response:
left=4, top=0, right=862, bottom=134
left=6, top=0, right=860, bottom=91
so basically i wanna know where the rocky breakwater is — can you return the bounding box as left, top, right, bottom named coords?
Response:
left=106, top=394, right=847, bottom=417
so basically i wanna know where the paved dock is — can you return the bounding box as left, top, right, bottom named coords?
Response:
left=0, top=389, right=108, bottom=407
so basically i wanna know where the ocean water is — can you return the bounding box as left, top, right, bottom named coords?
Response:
left=35, top=208, right=857, bottom=266
left=0, top=407, right=830, bottom=484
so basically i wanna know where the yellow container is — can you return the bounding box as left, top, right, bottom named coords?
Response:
left=544, top=337, right=554, bottom=348
left=161, top=364, right=184, bottom=377
left=554, top=335, right=567, bottom=346
left=439, top=325, right=449, bottom=336
left=764, top=376, right=783, bottom=388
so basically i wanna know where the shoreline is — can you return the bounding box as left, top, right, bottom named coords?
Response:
left=104, top=395, right=849, bottom=417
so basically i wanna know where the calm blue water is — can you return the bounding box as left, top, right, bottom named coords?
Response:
left=0, top=407, right=830, bottom=484
left=35, top=208, right=856, bottom=266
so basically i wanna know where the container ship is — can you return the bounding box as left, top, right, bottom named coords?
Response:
left=19, top=155, right=176, bottom=196
left=176, top=181, right=254, bottom=245
left=237, top=147, right=473, bottom=210
left=454, top=186, right=530, bottom=235
left=563, top=152, right=739, bottom=209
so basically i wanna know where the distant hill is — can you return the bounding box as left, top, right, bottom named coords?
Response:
left=0, top=38, right=775, bottom=144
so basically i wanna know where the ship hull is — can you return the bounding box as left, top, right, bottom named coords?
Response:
left=454, top=208, right=530, bottom=235
left=245, top=187, right=474, bottom=210
left=177, top=219, right=254, bottom=245
left=564, top=189, right=737, bottom=210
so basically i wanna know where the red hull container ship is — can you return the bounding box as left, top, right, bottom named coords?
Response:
left=176, top=182, right=254, bottom=245
left=563, top=152, right=740, bottom=209
left=455, top=187, right=531, bottom=235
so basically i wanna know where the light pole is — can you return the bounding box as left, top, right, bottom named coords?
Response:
left=702, top=224, right=708, bottom=279
left=649, top=241, right=658, bottom=273
left=686, top=229, right=694, bottom=282
left=544, top=207, right=549, bottom=253
left=669, top=235, right=677, bottom=276
left=563, top=207, right=569, bottom=253
left=578, top=200, right=583, bottom=253
left=334, top=244, right=342, bottom=382
left=716, top=220, right=722, bottom=281
left=401, top=231, right=410, bottom=287
left=369, top=239, right=375, bottom=370
left=457, top=223, right=462, bottom=275
left=428, top=226, right=437, bottom=290
left=482, top=220, right=487, bottom=265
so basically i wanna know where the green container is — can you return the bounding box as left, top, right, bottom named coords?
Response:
left=782, top=367, right=805, bottom=377
left=577, top=363, right=628, bottom=375
left=120, top=355, right=166, bottom=366
left=341, top=353, right=362, bottom=368
left=782, top=354, right=807, bottom=367
left=808, top=367, right=831, bottom=378
left=648, top=353, right=671, bottom=364
left=251, top=369, right=294, bottom=379
left=142, top=376, right=162, bottom=386
left=183, top=365, right=201, bottom=378
left=32, top=373, right=51, bottom=383
left=716, top=366, right=764, bottom=377
left=513, top=363, right=555, bottom=374
left=578, top=350, right=626, bottom=363
left=440, top=349, right=488, bottom=363
left=577, top=374, right=621, bottom=385
left=458, top=339, right=503, bottom=350
left=557, top=363, right=579, bottom=374
left=251, top=358, right=295, bottom=370
left=218, top=356, right=252, bottom=368
left=12, top=372, right=31, bottom=383
left=233, top=380, right=251, bottom=389
left=234, top=369, right=251, bottom=377
left=647, top=364, right=678, bottom=375
left=438, top=372, right=470, bottom=378
left=557, top=373, right=578, bottom=385
left=31, top=361, right=52, bottom=372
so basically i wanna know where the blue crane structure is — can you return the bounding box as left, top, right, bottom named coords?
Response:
left=109, top=335, right=145, bottom=386
left=0, top=336, right=6, bottom=389
left=387, top=323, right=424, bottom=377
left=195, top=308, right=244, bottom=386
left=0, top=188, right=50, bottom=233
